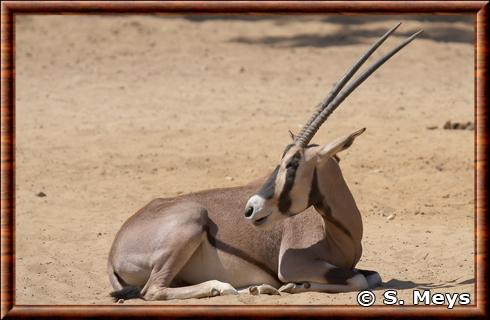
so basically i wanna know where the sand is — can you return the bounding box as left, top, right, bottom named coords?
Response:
left=15, top=15, right=474, bottom=306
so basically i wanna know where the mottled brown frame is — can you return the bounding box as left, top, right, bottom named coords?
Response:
left=1, top=1, right=487, bottom=318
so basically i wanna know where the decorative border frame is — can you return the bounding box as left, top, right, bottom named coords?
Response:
left=1, top=1, right=487, bottom=318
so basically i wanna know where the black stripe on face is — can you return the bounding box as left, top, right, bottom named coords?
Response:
left=257, top=144, right=314, bottom=208
left=257, top=166, right=279, bottom=200
left=278, top=151, right=302, bottom=214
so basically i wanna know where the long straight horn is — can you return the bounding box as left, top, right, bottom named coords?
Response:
left=294, top=23, right=401, bottom=144
left=295, top=28, right=423, bottom=147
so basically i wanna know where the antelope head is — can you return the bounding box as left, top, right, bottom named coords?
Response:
left=244, top=23, right=422, bottom=228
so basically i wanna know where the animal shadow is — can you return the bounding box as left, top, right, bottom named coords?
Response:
left=375, top=278, right=475, bottom=291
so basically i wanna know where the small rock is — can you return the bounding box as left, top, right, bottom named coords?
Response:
left=443, top=120, right=474, bottom=130
left=225, top=176, right=234, bottom=181
left=386, top=214, right=396, bottom=220
left=442, top=194, right=450, bottom=198
left=117, top=299, right=125, bottom=304
left=36, top=192, right=46, bottom=197
left=426, top=125, right=438, bottom=130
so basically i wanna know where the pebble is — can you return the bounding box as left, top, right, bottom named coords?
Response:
left=443, top=120, right=474, bottom=130
left=386, top=214, right=396, bottom=220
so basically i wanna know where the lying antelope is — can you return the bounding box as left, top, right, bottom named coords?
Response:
left=108, top=24, right=421, bottom=301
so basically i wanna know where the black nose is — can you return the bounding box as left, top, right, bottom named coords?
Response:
left=244, top=206, right=254, bottom=218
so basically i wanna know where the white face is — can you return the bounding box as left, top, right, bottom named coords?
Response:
left=244, top=145, right=318, bottom=228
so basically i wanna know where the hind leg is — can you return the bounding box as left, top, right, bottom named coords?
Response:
left=138, top=206, right=241, bottom=301
left=139, top=209, right=221, bottom=300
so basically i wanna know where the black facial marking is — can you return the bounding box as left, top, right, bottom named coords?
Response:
left=324, top=267, right=358, bottom=285
left=257, top=166, right=279, bottom=200
left=257, top=143, right=318, bottom=206
left=278, top=151, right=302, bottom=214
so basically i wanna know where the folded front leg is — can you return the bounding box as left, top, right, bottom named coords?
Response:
left=238, top=284, right=280, bottom=295
left=279, top=253, right=372, bottom=293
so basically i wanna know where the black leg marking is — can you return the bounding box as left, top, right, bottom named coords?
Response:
left=357, top=269, right=378, bottom=278
left=324, top=267, right=358, bottom=285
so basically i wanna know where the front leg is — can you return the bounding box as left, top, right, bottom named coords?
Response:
left=238, top=284, right=280, bottom=295
left=278, top=251, right=380, bottom=293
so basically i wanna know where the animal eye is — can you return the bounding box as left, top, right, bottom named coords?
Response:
left=286, top=161, right=298, bottom=169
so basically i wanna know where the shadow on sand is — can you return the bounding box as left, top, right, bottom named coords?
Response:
left=230, top=25, right=473, bottom=47
left=181, top=14, right=473, bottom=46
left=377, top=277, right=475, bottom=291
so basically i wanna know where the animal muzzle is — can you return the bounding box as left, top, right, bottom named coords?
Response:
left=244, top=195, right=271, bottom=225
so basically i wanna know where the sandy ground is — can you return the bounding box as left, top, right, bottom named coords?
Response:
left=14, top=15, right=474, bottom=306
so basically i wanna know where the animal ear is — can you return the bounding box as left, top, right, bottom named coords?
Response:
left=317, top=128, right=366, bottom=161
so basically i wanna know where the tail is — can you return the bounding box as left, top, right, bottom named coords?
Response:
left=110, top=286, right=142, bottom=301
left=108, top=263, right=142, bottom=301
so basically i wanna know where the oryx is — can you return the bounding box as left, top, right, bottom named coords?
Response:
left=108, top=24, right=421, bottom=301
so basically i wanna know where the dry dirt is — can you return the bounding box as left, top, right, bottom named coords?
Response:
left=15, top=15, right=474, bottom=306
